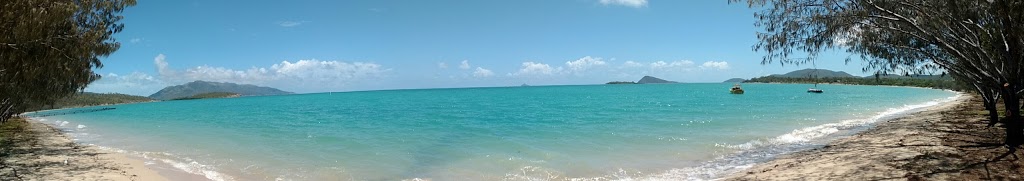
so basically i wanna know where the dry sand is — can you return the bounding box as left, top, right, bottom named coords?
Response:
left=726, top=95, right=1024, bottom=180
left=0, top=118, right=169, bottom=181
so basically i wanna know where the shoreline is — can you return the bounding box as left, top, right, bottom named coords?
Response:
left=5, top=86, right=969, bottom=180
left=0, top=118, right=179, bottom=181
left=723, top=94, right=1024, bottom=180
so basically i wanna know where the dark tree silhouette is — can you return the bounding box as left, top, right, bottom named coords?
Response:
left=733, top=0, right=1024, bottom=148
left=0, top=0, right=136, bottom=122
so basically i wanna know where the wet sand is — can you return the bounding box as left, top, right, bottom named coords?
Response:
left=726, top=95, right=1024, bottom=180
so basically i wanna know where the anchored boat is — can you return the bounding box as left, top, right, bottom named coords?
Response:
left=730, top=84, right=745, bottom=94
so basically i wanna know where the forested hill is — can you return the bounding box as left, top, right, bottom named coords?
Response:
left=149, top=81, right=292, bottom=100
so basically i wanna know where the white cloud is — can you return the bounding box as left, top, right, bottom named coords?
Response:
left=473, top=67, right=494, bottom=77
left=699, top=61, right=730, bottom=70
left=438, top=62, right=448, bottom=69
left=130, top=38, right=143, bottom=44
left=599, top=0, right=648, bottom=8
left=153, top=54, right=389, bottom=92
left=621, top=61, right=643, bottom=68
left=564, top=56, right=607, bottom=72
left=154, top=54, right=173, bottom=77
left=509, top=62, right=562, bottom=77
left=649, top=60, right=695, bottom=69
left=459, top=60, right=471, bottom=69
left=278, top=20, right=309, bottom=27
left=85, top=72, right=166, bottom=96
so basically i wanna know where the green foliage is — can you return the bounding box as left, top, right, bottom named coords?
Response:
left=745, top=76, right=965, bottom=91
left=734, top=0, right=1024, bottom=146
left=0, top=0, right=137, bottom=122
left=170, top=92, right=241, bottom=100
left=24, top=92, right=152, bottom=111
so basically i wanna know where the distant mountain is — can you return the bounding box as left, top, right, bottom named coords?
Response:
left=149, top=81, right=292, bottom=100
left=723, top=78, right=746, bottom=83
left=774, top=69, right=855, bottom=78
left=637, top=76, right=677, bottom=84
left=170, top=92, right=242, bottom=100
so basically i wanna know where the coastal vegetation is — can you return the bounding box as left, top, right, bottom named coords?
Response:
left=0, top=0, right=137, bottom=123
left=25, top=92, right=153, bottom=111
left=745, top=74, right=964, bottom=90
left=736, top=0, right=1024, bottom=151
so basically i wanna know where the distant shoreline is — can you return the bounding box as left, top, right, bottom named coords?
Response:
left=740, top=82, right=956, bottom=90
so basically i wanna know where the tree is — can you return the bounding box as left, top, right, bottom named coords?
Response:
left=0, top=0, right=136, bottom=122
left=733, top=0, right=1024, bottom=148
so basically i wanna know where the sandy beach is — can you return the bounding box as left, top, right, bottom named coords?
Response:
left=727, top=95, right=1024, bottom=180
left=0, top=118, right=169, bottom=181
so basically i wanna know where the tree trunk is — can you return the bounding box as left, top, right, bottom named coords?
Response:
left=0, top=101, right=13, bottom=123
left=1002, top=87, right=1023, bottom=148
left=978, top=86, right=1002, bottom=126
left=986, top=98, right=1000, bottom=126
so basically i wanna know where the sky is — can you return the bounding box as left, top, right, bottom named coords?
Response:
left=87, top=0, right=872, bottom=96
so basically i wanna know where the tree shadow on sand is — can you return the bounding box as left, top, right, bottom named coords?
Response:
left=0, top=119, right=137, bottom=181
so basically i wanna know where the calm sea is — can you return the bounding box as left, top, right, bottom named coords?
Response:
left=30, top=83, right=958, bottom=180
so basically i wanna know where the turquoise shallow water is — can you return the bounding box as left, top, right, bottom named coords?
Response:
left=31, top=83, right=957, bottom=180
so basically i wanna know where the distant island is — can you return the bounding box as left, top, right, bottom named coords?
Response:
left=149, top=80, right=293, bottom=100
left=170, top=92, right=242, bottom=100
left=606, top=76, right=678, bottom=84
left=638, top=76, right=678, bottom=84
left=606, top=81, right=636, bottom=84
left=723, top=78, right=746, bottom=83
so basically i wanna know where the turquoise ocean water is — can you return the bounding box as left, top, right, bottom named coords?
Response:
left=30, top=83, right=957, bottom=180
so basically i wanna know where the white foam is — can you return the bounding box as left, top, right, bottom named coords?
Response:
left=729, top=93, right=962, bottom=150
left=608, top=93, right=963, bottom=181
left=95, top=145, right=235, bottom=181
left=26, top=117, right=233, bottom=181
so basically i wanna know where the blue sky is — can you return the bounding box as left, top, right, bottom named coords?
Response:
left=88, top=0, right=870, bottom=96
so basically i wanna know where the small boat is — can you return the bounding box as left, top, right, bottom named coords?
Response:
left=730, top=84, right=744, bottom=94
left=807, top=88, right=823, bottom=93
